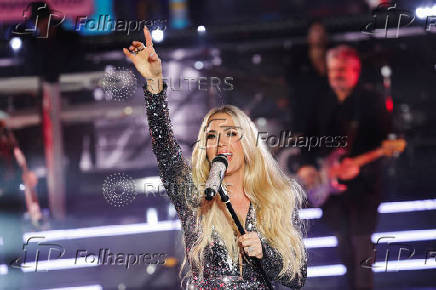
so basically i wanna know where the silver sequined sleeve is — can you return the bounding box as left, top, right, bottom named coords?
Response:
left=143, top=82, right=201, bottom=233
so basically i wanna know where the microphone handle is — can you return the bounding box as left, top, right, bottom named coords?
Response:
left=220, top=187, right=273, bottom=290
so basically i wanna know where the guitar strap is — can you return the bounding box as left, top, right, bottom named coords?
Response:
left=344, top=88, right=362, bottom=155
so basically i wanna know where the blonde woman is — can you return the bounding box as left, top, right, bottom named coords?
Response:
left=123, top=28, right=307, bottom=289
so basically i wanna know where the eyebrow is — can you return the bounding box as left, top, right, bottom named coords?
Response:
left=205, top=126, right=241, bottom=133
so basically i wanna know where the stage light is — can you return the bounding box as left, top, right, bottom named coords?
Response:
left=197, top=25, right=206, bottom=36
left=42, top=285, right=102, bottom=290
left=252, top=54, right=262, bottom=65
left=146, top=264, right=157, bottom=275
left=372, top=229, right=436, bottom=243
left=378, top=198, right=436, bottom=213
left=146, top=208, right=159, bottom=224
left=194, top=61, right=204, bottom=70
left=20, top=257, right=98, bottom=272
left=304, top=236, right=337, bottom=248
left=416, top=5, right=436, bottom=20
left=381, top=65, right=392, bottom=78
left=299, top=208, right=323, bottom=219
left=372, top=258, right=436, bottom=272
left=10, top=37, right=22, bottom=51
left=23, top=220, right=181, bottom=242
left=93, top=88, right=104, bottom=101
left=151, top=29, right=164, bottom=43
left=19, top=184, right=25, bottom=191
left=0, top=264, right=8, bottom=275
left=307, top=264, right=347, bottom=277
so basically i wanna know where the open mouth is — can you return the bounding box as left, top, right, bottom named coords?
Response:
left=218, top=152, right=232, bottom=161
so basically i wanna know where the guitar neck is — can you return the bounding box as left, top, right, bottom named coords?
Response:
left=351, top=148, right=384, bottom=168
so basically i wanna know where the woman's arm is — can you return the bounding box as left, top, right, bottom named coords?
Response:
left=123, top=27, right=200, bottom=231
left=143, top=82, right=201, bottom=217
left=259, top=237, right=307, bottom=289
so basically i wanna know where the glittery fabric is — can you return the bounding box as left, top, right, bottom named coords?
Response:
left=144, top=83, right=307, bottom=289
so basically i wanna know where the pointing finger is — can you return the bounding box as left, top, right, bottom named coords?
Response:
left=144, top=27, right=153, bottom=48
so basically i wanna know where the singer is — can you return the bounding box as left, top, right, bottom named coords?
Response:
left=123, top=28, right=307, bottom=289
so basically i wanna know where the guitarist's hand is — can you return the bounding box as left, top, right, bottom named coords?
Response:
left=334, top=158, right=359, bottom=180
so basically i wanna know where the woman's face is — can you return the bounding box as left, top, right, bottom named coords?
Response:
left=204, top=112, right=245, bottom=176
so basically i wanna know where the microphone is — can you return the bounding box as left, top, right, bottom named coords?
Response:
left=204, top=154, right=228, bottom=201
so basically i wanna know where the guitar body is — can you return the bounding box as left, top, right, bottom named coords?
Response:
left=303, top=139, right=406, bottom=208
left=306, top=149, right=347, bottom=208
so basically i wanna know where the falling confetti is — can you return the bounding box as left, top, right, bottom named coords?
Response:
left=102, top=172, right=136, bottom=207
left=100, top=66, right=137, bottom=102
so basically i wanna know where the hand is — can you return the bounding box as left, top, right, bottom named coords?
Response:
left=334, top=158, right=359, bottom=180
left=123, top=27, right=163, bottom=94
left=297, top=165, right=320, bottom=190
left=238, top=232, right=263, bottom=259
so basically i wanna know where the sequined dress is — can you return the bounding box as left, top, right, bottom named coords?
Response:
left=144, top=82, right=307, bottom=289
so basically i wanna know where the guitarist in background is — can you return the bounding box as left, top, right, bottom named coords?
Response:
left=297, top=45, right=391, bottom=290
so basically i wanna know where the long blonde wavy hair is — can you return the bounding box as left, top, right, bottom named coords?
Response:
left=180, top=105, right=306, bottom=285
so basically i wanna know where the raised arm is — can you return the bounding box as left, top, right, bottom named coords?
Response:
left=123, top=28, right=201, bottom=229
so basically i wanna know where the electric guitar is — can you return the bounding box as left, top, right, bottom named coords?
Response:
left=299, top=139, right=406, bottom=207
